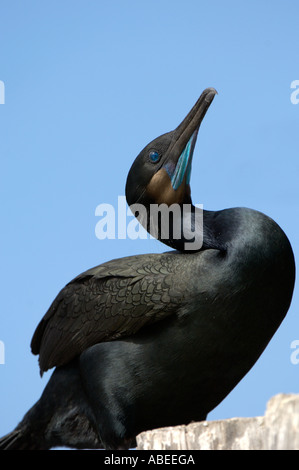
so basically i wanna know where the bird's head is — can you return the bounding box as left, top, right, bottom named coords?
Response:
left=126, top=87, right=217, bottom=210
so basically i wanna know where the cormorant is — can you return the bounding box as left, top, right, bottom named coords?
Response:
left=0, top=88, right=295, bottom=450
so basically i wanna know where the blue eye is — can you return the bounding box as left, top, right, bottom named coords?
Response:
left=149, top=151, right=160, bottom=163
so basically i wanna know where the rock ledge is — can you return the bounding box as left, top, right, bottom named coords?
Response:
left=137, top=394, right=299, bottom=450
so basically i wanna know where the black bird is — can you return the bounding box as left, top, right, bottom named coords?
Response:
left=0, top=88, right=295, bottom=450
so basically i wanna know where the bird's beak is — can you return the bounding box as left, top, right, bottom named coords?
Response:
left=164, top=87, right=217, bottom=190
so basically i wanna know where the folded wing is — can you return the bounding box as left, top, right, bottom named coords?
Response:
left=31, top=253, right=184, bottom=373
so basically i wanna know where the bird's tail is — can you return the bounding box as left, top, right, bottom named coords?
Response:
left=0, top=396, right=52, bottom=450
left=0, top=361, right=102, bottom=450
left=0, top=430, right=19, bottom=450
left=0, top=427, right=45, bottom=450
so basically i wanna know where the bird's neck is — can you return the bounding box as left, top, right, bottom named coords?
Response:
left=165, top=206, right=227, bottom=253
left=134, top=198, right=227, bottom=252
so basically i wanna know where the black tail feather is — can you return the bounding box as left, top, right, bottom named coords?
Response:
left=0, top=361, right=103, bottom=450
left=0, top=430, right=21, bottom=450
left=0, top=428, right=44, bottom=450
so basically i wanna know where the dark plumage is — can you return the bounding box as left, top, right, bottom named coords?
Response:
left=31, top=254, right=185, bottom=373
left=0, top=88, right=295, bottom=450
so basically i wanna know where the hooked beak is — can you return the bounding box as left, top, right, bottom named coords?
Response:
left=165, top=87, right=217, bottom=190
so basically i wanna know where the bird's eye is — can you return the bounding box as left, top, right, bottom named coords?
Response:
left=149, top=151, right=161, bottom=163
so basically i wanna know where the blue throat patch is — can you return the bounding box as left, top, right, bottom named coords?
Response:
left=167, top=131, right=197, bottom=191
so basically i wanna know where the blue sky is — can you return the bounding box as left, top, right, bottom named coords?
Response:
left=0, top=1, right=298, bottom=443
